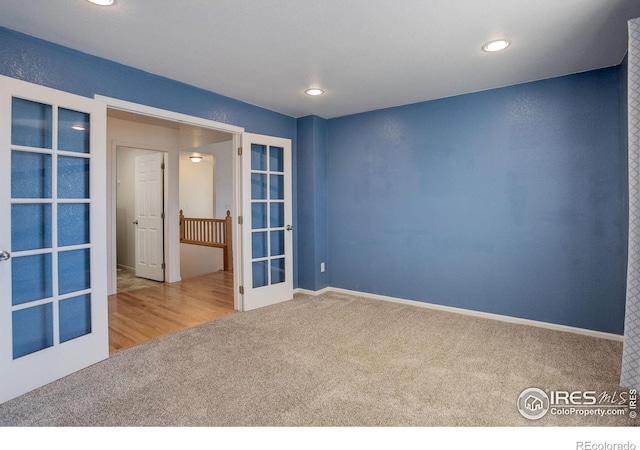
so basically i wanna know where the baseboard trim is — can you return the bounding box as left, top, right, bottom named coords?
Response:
left=117, top=264, right=135, bottom=272
left=295, top=286, right=624, bottom=342
left=294, top=287, right=332, bottom=296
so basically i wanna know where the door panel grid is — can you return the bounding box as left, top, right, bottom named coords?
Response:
left=250, top=143, right=286, bottom=288
left=9, top=97, right=93, bottom=360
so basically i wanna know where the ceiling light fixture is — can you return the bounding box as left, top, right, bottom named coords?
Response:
left=71, top=125, right=86, bottom=131
left=86, top=0, right=115, bottom=6
left=305, top=88, right=324, bottom=96
left=190, top=155, right=203, bottom=163
left=482, top=39, right=511, bottom=52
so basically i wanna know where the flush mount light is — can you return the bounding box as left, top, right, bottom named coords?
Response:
left=482, top=39, right=511, bottom=52
left=86, top=0, right=115, bottom=6
left=305, top=88, right=324, bottom=96
left=190, top=155, right=203, bottom=163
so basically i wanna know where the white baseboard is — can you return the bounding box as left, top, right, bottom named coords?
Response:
left=294, top=286, right=624, bottom=342
left=117, top=264, right=135, bottom=272
left=294, top=287, right=332, bottom=297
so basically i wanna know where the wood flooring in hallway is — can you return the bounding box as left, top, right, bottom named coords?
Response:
left=108, top=271, right=235, bottom=354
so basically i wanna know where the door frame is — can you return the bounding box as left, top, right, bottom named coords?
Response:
left=109, top=141, right=173, bottom=293
left=97, top=96, right=245, bottom=310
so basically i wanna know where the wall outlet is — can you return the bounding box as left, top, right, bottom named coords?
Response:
left=320, top=262, right=325, bottom=273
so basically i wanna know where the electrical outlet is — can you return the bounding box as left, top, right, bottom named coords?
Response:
left=320, top=262, right=325, bottom=273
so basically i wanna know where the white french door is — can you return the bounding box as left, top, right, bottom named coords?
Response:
left=241, top=133, right=293, bottom=311
left=0, top=76, right=108, bottom=403
left=134, top=152, right=165, bottom=282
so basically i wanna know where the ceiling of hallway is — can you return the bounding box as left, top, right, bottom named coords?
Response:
left=1, top=0, right=639, bottom=119
left=108, top=109, right=232, bottom=150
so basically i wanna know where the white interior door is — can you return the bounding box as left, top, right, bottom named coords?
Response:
left=0, top=75, right=108, bottom=403
left=134, top=152, right=165, bottom=282
left=241, top=133, right=293, bottom=311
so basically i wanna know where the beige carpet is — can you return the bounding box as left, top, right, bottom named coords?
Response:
left=0, top=291, right=635, bottom=426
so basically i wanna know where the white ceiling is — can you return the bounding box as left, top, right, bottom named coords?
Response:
left=108, top=109, right=232, bottom=149
left=1, top=0, right=639, bottom=119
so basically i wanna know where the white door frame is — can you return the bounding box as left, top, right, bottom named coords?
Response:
left=96, top=95, right=245, bottom=310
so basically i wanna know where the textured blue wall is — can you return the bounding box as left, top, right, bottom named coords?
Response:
left=0, top=26, right=300, bottom=287
left=328, top=66, right=627, bottom=334
left=297, top=116, right=329, bottom=290
left=0, top=27, right=629, bottom=333
left=0, top=27, right=295, bottom=138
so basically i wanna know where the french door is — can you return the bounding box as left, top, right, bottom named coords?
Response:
left=241, top=133, right=293, bottom=311
left=0, top=76, right=108, bottom=403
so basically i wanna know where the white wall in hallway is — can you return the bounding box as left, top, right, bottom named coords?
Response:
left=108, top=117, right=178, bottom=272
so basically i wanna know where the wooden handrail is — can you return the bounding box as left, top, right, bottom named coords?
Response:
left=179, top=210, right=233, bottom=271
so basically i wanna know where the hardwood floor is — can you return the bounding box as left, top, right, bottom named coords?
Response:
left=108, top=271, right=235, bottom=354
left=116, top=267, right=163, bottom=293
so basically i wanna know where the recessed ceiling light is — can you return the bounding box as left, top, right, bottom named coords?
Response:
left=86, top=0, right=115, bottom=6
left=482, top=39, right=511, bottom=52
left=305, top=88, right=324, bottom=96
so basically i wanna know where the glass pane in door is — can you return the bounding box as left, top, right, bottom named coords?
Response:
left=12, top=304, right=54, bottom=359
left=251, top=143, right=267, bottom=170
left=11, top=98, right=52, bottom=148
left=58, top=204, right=90, bottom=246
left=11, top=254, right=52, bottom=306
left=59, top=294, right=91, bottom=343
left=252, top=261, right=268, bottom=288
left=58, top=249, right=91, bottom=295
left=270, top=258, right=285, bottom=284
left=58, top=108, right=90, bottom=153
left=58, top=156, right=90, bottom=198
left=11, top=151, right=52, bottom=198
left=11, top=204, right=51, bottom=251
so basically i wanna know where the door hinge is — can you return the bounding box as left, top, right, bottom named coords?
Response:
left=239, top=285, right=244, bottom=295
left=161, top=263, right=166, bottom=269
left=238, top=215, right=243, bottom=225
left=237, top=147, right=243, bottom=156
left=161, top=162, right=165, bottom=170
left=161, top=212, right=165, bottom=219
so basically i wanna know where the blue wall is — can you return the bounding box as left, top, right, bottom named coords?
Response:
left=297, top=116, right=329, bottom=290
left=1, top=26, right=629, bottom=334
left=0, top=26, right=300, bottom=287
left=328, top=67, right=627, bottom=334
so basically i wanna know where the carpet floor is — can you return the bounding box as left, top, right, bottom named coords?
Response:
left=0, top=291, right=635, bottom=426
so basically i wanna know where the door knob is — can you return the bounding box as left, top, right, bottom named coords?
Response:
left=132, top=220, right=139, bottom=225
left=0, top=250, right=10, bottom=261
left=286, top=225, right=293, bottom=231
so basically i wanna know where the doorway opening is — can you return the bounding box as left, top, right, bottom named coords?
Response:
left=105, top=106, right=241, bottom=353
